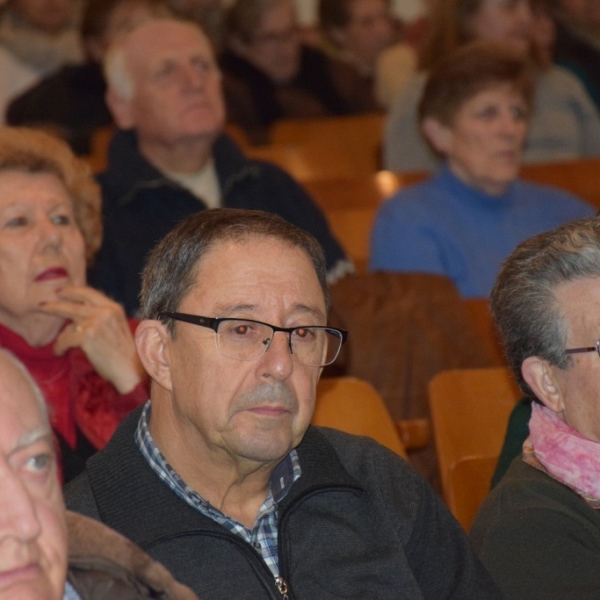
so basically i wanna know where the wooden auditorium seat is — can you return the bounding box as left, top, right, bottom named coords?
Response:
left=314, top=377, right=409, bottom=458
left=269, top=113, right=386, bottom=174
left=428, top=367, right=521, bottom=530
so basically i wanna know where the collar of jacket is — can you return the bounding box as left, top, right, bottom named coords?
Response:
left=103, top=129, right=262, bottom=208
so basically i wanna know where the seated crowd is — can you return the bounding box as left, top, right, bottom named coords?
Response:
left=2, top=0, right=600, bottom=598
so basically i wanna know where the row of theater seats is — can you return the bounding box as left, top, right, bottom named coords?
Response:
left=316, top=368, right=520, bottom=533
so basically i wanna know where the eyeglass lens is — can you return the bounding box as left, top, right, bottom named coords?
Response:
left=215, top=320, right=341, bottom=366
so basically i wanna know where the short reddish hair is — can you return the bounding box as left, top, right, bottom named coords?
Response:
left=418, top=41, right=535, bottom=127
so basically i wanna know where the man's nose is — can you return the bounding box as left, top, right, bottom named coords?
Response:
left=182, top=64, right=206, bottom=89
left=0, top=468, right=42, bottom=544
left=259, top=330, right=294, bottom=381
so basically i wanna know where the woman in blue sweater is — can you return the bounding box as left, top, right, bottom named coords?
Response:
left=370, top=41, right=595, bottom=298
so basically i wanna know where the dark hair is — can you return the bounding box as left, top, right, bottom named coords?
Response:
left=418, top=0, right=540, bottom=71
left=319, top=0, right=353, bottom=30
left=226, top=0, right=290, bottom=43
left=418, top=41, right=535, bottom=126
left=491, top=217, right=600, bottom=399
left=140, top=208, right=330, bottom=331
left=81, top=0, right=170, bottom=41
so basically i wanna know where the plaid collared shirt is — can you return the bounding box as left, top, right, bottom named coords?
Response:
left=63, top=582, right=81, bottom=599
left=135, top=401, right=301, bottom=577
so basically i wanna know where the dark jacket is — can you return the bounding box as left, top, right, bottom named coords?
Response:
left=89, top=130, right=349, bottom=316
left=65, top=407, right=501, bottom=599
left=471, top=457, right=600, bottom=599
left=66, top=511, right=198, bottom=599
left=6, top=62, right=112, bottom=154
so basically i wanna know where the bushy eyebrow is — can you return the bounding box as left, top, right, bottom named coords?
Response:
left=11, top=427, right=53, bottom=454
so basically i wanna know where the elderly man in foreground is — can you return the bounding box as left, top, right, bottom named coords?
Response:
left=471, top=216, right=600, bottom=598
left=0, top=348, right=196, bottom=599
left=89, top=17, right=351, bottom=316
left=66, top=208, right=500, bottom=598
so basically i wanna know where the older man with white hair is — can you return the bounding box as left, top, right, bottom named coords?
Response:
left=89, top=17, right=351, bottom=317
left=0, top=347, right=197, bottom=599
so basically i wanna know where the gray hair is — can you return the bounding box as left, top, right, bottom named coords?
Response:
left=103, top=16, right=207, bottom=100
left=0, top=349, right=50, bottom=429
left=491, top=217, right=600, bottom=398
left=140, top=208, right=330, bottom=334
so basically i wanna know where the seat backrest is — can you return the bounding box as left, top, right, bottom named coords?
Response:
left=519, top=157, right=600, bottom=209
left=447, top=455, right=499, bottom=531
left=428, top=367, right=520, bottom=527
left=245, top=141, right=375, bottom=179
left=314, top=377, right=407, bottom=459
left=269, top=113, right=386, bottom=173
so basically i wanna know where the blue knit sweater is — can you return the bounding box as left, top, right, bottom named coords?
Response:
left=369, top=167, right=595, bottom=298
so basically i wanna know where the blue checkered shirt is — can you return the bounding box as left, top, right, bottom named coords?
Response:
left=135, top=401, right=301, bottom=577
left=63, top=582, right=81, bottom=599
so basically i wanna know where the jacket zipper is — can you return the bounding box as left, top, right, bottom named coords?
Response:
left=274, top=576, right=290, bottom=599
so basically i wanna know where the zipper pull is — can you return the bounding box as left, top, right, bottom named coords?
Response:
left=274, top=576, right=290, bottom=599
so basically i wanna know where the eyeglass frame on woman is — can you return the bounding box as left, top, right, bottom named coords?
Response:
left=565, top=340, right=600, bottom=358
left=157, top=311, right=347, bottom=367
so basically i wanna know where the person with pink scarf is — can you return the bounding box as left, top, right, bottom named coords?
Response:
left=471, top=215, right=600, bottom=599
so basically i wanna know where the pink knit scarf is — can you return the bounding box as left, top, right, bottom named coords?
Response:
left=526, top=402, right=600, bottom=505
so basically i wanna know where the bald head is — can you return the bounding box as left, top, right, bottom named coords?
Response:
left=0, top=350, right=67, bottom=600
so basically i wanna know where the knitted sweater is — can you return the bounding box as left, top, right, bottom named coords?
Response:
left=369, top=167, right=594, bottom=298
left=65, top=407, right=501, bottom=599
left=471, top=458, right=600, bottom=599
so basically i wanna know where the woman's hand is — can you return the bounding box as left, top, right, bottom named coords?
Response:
left=39, top=286, right=145, bottom=394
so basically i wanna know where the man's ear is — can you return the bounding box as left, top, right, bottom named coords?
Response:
left=421, top=117, right=452, bottom=155
left=521, top=356, right=565, bottom=413
left=135, top=320, right=173, bottom=393
left=105, top=89, right=136, bottom=130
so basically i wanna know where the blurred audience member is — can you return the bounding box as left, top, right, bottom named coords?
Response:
left=168, top=0, right=226, bottom=49
left=471, top=216, right=600, bottom=599
left=546, top=0, right=600, bottom=110
left=319, top=0, right=416, bottom=110
left=371, top=42, right=594, bottom=298
left=0, top=0, right=83, bottom=77
left=0, top=127, right=147, bottom=483
left=0, top=347, right=198, bottom=599
left=384, top=0, right=600, bottom=173
left=221, top=0, right=363, bottom=143
left=90, top=18, right=351, bottom=316
left=0, top=45, right=36, bottom=123
left=6, top=0, right=171, bottom=154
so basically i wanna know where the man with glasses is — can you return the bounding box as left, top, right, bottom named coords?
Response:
left=65, top=208, right=500, bottom=599
left=471, top=216, right=600, bottom=598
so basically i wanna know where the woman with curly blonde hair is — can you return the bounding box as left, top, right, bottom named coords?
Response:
left=0, top=127, right=147, bottom=482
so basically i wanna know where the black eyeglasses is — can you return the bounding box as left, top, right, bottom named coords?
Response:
left=565, top=340, right=600, bottom=358
left=158, top=311, right=347, bottom=367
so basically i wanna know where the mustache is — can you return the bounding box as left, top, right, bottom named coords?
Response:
left=233, top=383, right=298, bottom=412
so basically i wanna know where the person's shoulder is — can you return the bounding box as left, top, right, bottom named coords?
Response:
left=472, top=457, right=593, bottom=541
left=378, top=175, right=443, bottom=216
left=514, top=179, right=595, bottom=214
left=538, top=64, right=590, bottom=97
left=314, top=426, right=425, bottom=496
